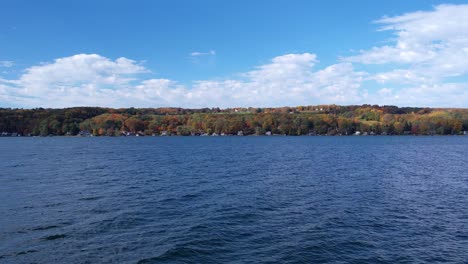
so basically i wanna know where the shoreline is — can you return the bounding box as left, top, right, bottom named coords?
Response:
left=1, top=134, right=467, bottom=138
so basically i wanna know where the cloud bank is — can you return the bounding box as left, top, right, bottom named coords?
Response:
left=1, top=4, right=467, bottom=108
left=346, top=4, right=468, bottom=106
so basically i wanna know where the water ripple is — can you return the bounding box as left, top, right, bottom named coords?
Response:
left=0, top=136, right=467, bottom=263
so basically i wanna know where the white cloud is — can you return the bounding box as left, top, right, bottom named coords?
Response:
left=372, top=83, right=468, bottom=107
left=1, top=54, right=147, bottom=107
left=342, top=4, right=468, bottom=107
left=347, top=4, right=468, bottom=65
left=124, top=53, right=366, bottom=108
left=0, top=61, right=14, bottom=67
left=0, top=53, right=368, bottom=108
left=346, top=4, right=468, bottom=84
left=171, top=54, right=366, bottom=107
left=190, top=50, right=216, bottom=57
left=372, top=69, right=430, bottom=85
left=199, top=55, right=363, bottom=107
left=2, top=4, right=468, bottom=108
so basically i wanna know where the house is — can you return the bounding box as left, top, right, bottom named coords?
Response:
left=265, top=131, right=272, bottom=136
left=354, top=131, right=361, bottom=136
left=237, top=131, right=244, bottom=136
left=78, top=130, right=91, bottom=137
left=121, top=131, right=135, bottom=136
left=160, top=131, right=168, bottom=136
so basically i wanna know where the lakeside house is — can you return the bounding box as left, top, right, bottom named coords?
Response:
left=265, top=131, right=272, bottom=136
left=78, top=130, right=91, bottom=137
left=0, top=132, right=20, bottom=137
left=237, top=131, right=244, bottom=136
left=121, top=131, right=134, bottom=136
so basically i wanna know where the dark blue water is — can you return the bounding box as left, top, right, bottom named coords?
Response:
left=1, top=137, right=467, bottom=263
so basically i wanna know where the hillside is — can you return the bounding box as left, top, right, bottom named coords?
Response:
left=1, top=105, right=467, bottom=136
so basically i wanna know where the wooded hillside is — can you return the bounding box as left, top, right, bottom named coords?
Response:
left=1, top=105, right=467, bottom=136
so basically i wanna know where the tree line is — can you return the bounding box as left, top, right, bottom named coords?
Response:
left=0, top=105, right=467, bottom=136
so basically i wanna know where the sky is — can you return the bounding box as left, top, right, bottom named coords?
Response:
left=1, top=0, right=468, bottom=108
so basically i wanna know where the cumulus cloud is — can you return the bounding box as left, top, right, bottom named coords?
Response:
left=346, top=4, right=468, bottom=83
left=2, top=4, right=468, bottom=108
left=190, top=50, right=216, bottom=57
left=341, top=4, right=468, bottom=107
left=0, top=53, right=367, bottom=108
left=347, top=5, right=468, bottom=65
left=185, top=55, right=366, bottom=107
left=1, top=54, right=147, bottom=107
left=372, top=83, right=468, bottom=107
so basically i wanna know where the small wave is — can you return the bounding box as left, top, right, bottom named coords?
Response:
left=31, top=225, right=60, bottom=231
left=181, top=193, right=201, bottom=200
left=78, top=196, right=103, bottom=201
left=137, top=246, right=210, bottom=263
left=43, top=202, right=64, bottom=208
left=188, top=224, right=209, bottom=232
left=42, top=234, right=66, bottom=240
left=89, top=213, right=147, bottom=233
left=89, top=208, right=110, bottom=214
left=15, top=249, right=38, bottom=256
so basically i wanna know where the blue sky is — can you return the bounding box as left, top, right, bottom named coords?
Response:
left=1, top=0, right=468, bottom=108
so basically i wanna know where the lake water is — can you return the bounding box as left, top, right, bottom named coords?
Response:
left=1, top=136, right=467, bottom=263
